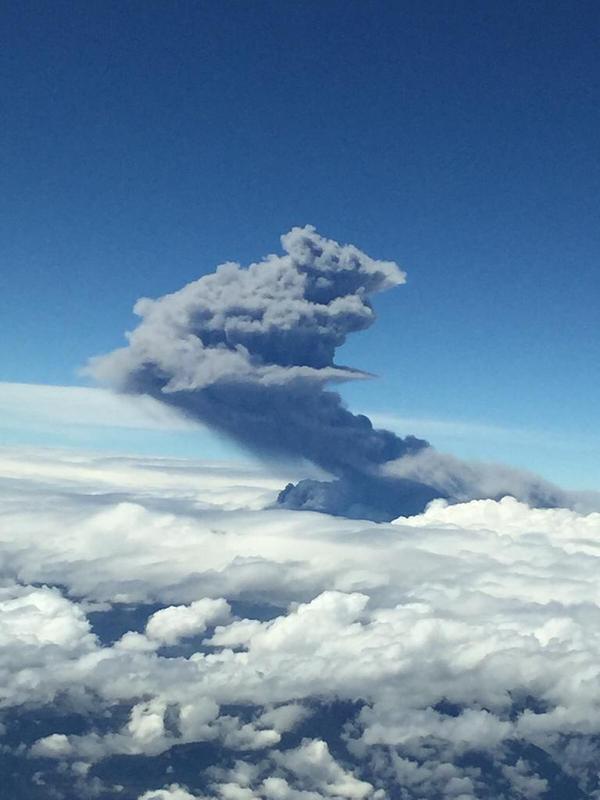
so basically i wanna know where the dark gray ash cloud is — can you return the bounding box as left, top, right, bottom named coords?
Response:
left=88, top=226, right=567, bottom=520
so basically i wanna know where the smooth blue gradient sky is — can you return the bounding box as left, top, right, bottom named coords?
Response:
left=2, top=1, right=599, bottom=487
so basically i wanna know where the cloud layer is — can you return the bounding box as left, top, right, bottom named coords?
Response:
left=2, top=448, right=600, bottom=798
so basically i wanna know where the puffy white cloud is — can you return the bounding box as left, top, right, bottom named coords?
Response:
left=257, top=705, right=310, bottom=735
left=0, top=584, right=94, bottom=650
left=139, top=786, right=200, bottom=800
left=145, top=598, right=231, bottom=645
left=394, top=493, right=600, bottom=536
left=501, top=759, right=548, bottom=799
left=272, top=739, right=375, bottom=799
left=139, top=739, right=380, bottom=800
left=30, top=733, right=74, bottom=759
left=0, top=582, right=97, bottom=707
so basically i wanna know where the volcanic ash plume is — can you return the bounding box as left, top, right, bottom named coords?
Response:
left=88, top=227, right=566, bottom=520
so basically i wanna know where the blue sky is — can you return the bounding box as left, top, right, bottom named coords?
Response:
left=2, top=0, right=599, bottom=487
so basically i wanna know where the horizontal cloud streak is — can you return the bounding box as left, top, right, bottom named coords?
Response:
left=4, top=381, right=597, bottom=490
left=0, top=382, right=198, bottom=431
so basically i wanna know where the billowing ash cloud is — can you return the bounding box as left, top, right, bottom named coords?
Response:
left=88, top=227, right=565, bottom=520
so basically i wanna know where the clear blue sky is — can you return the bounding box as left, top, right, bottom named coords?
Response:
left=2, top=1, right=599, bottom=487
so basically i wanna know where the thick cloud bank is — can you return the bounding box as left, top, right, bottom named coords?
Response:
left=88, top=227, right=567, bottom=520
left=2, top=448, right=600, bottom=798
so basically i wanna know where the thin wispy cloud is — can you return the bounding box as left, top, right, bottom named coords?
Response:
left=0, top=382, right=198, bottom=431
left=3, top=381, right=595, bottom=465
left=372, top=412, right=600, bottom=452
